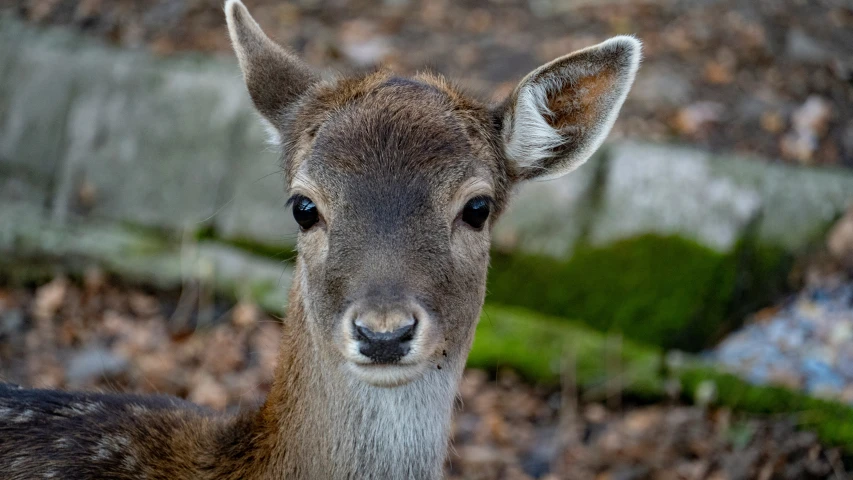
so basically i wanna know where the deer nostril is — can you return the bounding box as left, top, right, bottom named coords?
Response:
left=355, top=322, right=415, bottom=342
left=353, top=318, right=417, bottom=363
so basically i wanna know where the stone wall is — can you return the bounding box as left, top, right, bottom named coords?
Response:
left=495, top=142, right=853, bottom=258
left=0, top=15, right=297, bottom=244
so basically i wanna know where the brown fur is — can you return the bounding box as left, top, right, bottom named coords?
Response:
left=0, top=2, right=640, bottom=478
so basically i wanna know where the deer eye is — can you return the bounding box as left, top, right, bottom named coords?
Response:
left=460, top=196, right=491, bottom=230
left=291, top=195, right=319, bottom=230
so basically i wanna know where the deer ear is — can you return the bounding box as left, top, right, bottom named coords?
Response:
left=225, top=0, right=317, bottom=125
left=500, top=36, right=641, bottom=180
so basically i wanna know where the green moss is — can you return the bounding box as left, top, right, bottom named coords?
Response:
left=678, top=367, right=853, bottom=452
left=723, top=239, right=791, bottom=336
left=469, top=305, right=664, bottom=397
left=195, top=226, right=296, bottom=263
left=0, top=259, right=64, bottom=286
left=113, top=221, right=180, bottom=254
left=487, top=235, right=737, bottom=351
left=244, top=280, right=286, bottom=316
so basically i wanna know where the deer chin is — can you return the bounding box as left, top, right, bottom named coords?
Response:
left=346, top=361, right=430, bottom=387
left=339, top=339, right=437, bottom=387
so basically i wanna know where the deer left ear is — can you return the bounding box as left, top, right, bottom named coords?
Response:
left=225, top=0, right=318, bottom=126
left=499, top=36, right=641, bottom=181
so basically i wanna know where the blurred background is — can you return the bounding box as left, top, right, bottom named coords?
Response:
left=1, top=0, right=853, bottom=478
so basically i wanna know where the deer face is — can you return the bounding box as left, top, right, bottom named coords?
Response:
left=284, top=77, right=506, bottom=387
left=225, top=0, right=640, bottom=387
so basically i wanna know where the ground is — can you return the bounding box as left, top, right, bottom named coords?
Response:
left=6, top=0, right=853, bottom=168
left=0, top=274, right=848, bottom=479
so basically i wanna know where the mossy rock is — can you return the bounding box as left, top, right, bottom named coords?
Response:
left=487, top=234, right=790, bottom=351
left=725, top=238, right=791, bottom=327
left=469, top=305, right=665, bottom=397
left=487, top=234, right=738, bottom=351
left=196, top=225, right=297, bottom=263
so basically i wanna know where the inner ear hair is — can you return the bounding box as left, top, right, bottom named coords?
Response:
left=224, top=0, right=318, bottom=125
left=502, top=36, right=641, bottom=181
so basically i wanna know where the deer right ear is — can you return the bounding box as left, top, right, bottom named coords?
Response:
left=225, top=0, right=317, bottom=126
left=499, top=36, right=641, bottom=181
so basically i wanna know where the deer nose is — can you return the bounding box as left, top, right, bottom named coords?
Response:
left=353, top=318, right=417, bottom=364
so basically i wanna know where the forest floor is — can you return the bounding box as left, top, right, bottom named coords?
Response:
left=0, top=274, right=849, bottom=480
left=4, top=0, right=853, bottom=168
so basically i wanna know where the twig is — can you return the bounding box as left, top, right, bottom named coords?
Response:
left=605, top=333, right=622, bottom=412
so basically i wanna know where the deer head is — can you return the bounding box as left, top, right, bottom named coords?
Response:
left=225, top=0, right=640, bottom=389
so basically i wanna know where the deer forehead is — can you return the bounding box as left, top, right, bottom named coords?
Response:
left=285, top=74, right=507, bottom=206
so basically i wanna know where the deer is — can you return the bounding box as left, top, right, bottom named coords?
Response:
left=0, top=1, right=640, bottom=478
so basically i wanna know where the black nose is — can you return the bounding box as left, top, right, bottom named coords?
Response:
left=354, top=320, right=417, bottom=364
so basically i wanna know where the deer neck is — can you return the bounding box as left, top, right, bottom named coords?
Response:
left=252, top=267, right=462, bottom=480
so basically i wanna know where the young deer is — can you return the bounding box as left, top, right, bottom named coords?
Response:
left=0, top=1, right=640, bottom=478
